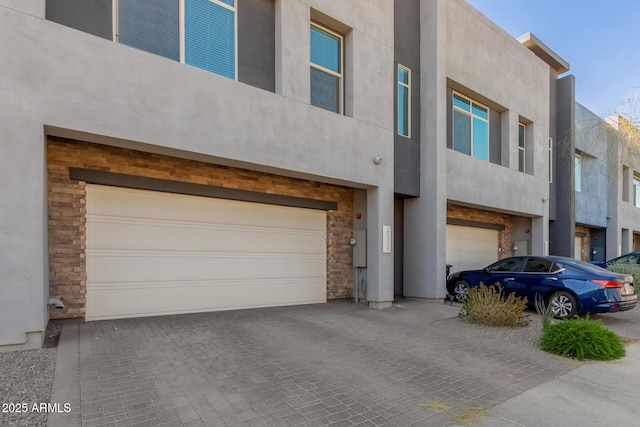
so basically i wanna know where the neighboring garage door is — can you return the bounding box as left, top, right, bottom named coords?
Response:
left=85, top=185, right=327, bottom=320
left=446, top=225, right=499, bottom=274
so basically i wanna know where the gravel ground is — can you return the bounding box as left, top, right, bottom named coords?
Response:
left=0, top=322, right=60, bottom=427
left=437, top=308, right=545, bottom=349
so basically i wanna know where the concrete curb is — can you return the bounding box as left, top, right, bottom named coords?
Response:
left=47, top=321, right=81, bottom=427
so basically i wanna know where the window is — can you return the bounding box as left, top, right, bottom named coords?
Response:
left=548, top=137, right=553, bottom=183
left=575, top=154, right=581, bottom=192
left=397, top=65, right=411, bottom=137
left=613, top=254, right=640, bottom=264
left=184, top=0, right=236, bottom=79
left=117, top=0, right=180, bottom=60
left=623, top=166, right=631, bottom=202
left=453, top=93, right=489, bottom=161
left=488, top=257, right=525, bottom=272
left=634, top=174, right=640, bottom=207
left=310, top=23, right=343, bottom=113
left=116, top=0, right=237, bottom=79
left=518, top=123, right=526, bottom=172
left=524, top=258, right=553, bottom=273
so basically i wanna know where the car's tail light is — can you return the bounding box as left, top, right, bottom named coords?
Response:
left=592, top=279, right=623, bottom=288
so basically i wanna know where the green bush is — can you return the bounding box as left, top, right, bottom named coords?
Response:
left=540, top=316, right=626, bottom=361
left=459, top=283, right=529, bottom=327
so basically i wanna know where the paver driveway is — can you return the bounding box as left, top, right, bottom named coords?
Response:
left=49, top=300, right=576, bottom=427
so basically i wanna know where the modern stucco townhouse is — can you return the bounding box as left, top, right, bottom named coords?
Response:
left=570, top=106, right=640, bottom=262
left=608, top=116, right=640, bottom=254
left=392, top=0, right=572, bottom=298
left=1, top=0, right=576, bottom=351
left=571, top=103, right=612, bottom=262
left=1, top=0, right=396, bottom=350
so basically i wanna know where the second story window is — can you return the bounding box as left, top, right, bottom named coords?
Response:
left=634, top=174, right=640, bottom=207
left=453, top=93, right=489, bottom=161
left=184, top=0, right=237, bottom=79
left=310, top=23, right=343, bottom=114
left=117, top=0, right=180, bottom=61
left=397, top=65, right=411, bottom=137
left=116, top=0, right=237, bottom=80
left=548, top=137, right=553, bottom=183
left=518, top=123, right=526, bottom=173
left=575, top=154, right=582, bottom=192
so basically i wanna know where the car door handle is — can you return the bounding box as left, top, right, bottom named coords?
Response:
left=504, top=278, right=515, bottom=281
left=546, top=277, right=558, bottom=281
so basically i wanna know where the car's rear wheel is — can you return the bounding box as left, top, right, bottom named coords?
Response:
left=549, top=291, right=578, bottom=319
left=452, top=280, right=469, bottom=302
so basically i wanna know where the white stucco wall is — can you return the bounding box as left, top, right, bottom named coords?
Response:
left=0, top=0, right=395, bottom=347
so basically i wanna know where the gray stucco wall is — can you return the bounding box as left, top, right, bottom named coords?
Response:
left=46, top=0, right=112, bottom=40
left=575, top=102, right=609, bottom=228
left=238, top=0, right=276, bottom=92
left=614, top=118, right=640, bottom=257
left=549, top=75, right=575, bottom=257
left=444, top=0, right=550, bottom=218
left=404, top=0, right=553, bottom=300
left=0, top=0, right=395, bottom=346
left=393, top=0, right=420, bottom=197
left=46, top=0, right=277, bottom=92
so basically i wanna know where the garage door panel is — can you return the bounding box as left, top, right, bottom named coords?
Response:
left=86, top=279, right=326, bottom=321
left=446, top=225, right=499, bottom=274
left=88, top=218, right=326, bottom=253
left=87, top=253, right=326, bottom=283
left=88, top=186, right=323, bottom=230
left=86, top=185, right=328, bottom=320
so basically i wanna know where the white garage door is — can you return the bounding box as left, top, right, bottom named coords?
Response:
left=446, top=225, right=499, bottom=274
left=86, top=185, right=327, bottom=320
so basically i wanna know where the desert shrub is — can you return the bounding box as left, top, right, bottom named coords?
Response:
left=540, top=316, right=625, bottom=360
left=607, top=263, right=640, bottom=287
left=459, top=283, right=529, bottom=327
left=534, top=293, right=556, bottom=329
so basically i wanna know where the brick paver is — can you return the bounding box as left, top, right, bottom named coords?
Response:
left=49, top=300, right=576, bottom=426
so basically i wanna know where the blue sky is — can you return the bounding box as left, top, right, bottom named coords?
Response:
left=465, top=0, right=640, bottom=118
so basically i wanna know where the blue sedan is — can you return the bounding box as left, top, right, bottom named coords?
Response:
left=446, top=255, right=638, bottom=319
left=591, top=252, right=640, bottom=269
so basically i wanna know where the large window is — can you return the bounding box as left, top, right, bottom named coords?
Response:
left=453, top=93, right=489, bottom=161
left=548, top=137, right=553, bottom=183
left=634, top=174, right=640, bottom=207
left=575, top=154, right=582, bottom=192
left=518, top=123, right=526, bottom=173
left=116, top=0, right=237, bottom=79
left=117, top=0, right=180, bottom=61
left=397, top=65, right=411, bottom=137
left=184, top=0, right=236, bottom=79
left=310, top=23, right=343, bottom=113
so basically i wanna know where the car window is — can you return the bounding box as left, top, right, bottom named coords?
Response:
left=488, top=257, right=525, bottom=272
left=549, top=262, right=563, bottom=273
left=523, top=258, right=553, bottom=273
left=615, top=254, right=639, bottom=264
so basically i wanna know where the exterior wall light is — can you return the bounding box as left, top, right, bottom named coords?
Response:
left=373, top=156, right=382, bottom=164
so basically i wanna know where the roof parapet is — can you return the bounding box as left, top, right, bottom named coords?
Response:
left=517, top=32, right=570, bottom=75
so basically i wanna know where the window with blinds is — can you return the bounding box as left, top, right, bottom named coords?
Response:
left=117, top=0, right=180, bottom=61
left=185, top=0, right=236, bottom=79
left=310, top=23, right=343, bottom=114
left=117, top=0, right=236, bottom=80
